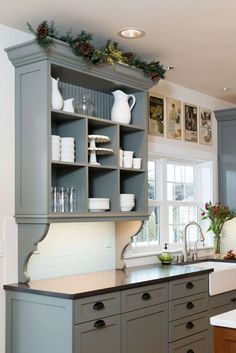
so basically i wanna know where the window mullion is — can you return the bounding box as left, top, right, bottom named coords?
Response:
left=161, top=158, right=169, bottom=247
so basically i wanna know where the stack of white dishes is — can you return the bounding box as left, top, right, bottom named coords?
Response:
left=88, top=198, right=110, bottom=212
left=61, top=137, right=75, bottom=162
left=120, top=194, right=135, bottom=212
left=51, top=135, right=60, bottom=161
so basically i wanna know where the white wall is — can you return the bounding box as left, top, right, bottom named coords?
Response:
left=0, top=24, right=32, bottom=353
left=29, top=222, right=115, bottom=280
left=149, top=80, right=236, bottom=257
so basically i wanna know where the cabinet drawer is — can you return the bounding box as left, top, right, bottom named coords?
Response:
left=169, top=274, right=208, bottom=300
left=169, top=292, right=208, bottom=321
left=169, top=331, right=208, bottom=353
left=74, top=315, right=120, bottom=353
left=74, top=292, right=120, bottom=324
left=121, top=282, right=168, bottom=312
left=169, top=312, right=208, bottom=342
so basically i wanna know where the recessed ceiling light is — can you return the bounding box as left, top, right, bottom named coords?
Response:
left=223, top=87, right=231, bottom=91
left=118, top=28, right=145, bottom=39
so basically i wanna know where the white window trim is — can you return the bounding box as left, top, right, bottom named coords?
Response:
left=126, top=153, right=215, bottom=258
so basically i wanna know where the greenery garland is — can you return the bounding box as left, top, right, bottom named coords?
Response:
left=27, top=21, right=166, bottom=82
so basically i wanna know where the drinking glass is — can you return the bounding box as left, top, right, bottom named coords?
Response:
left=69, top=187, right=77, bottom=212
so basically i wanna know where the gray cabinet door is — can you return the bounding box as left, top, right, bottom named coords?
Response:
left=215, top=109, right=236, bottom=211
left=74, top=315, right=120, bottom=353
left=122, top=303, right=168, bottom=353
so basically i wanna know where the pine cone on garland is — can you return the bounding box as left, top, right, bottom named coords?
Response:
left=151, top=73, right=161, bottom=82
left=124, top=52, right=134, bottom=60
left=74, top=42, right=93, bottom=57
left=36, top=21, right=49, bottom=39
left=81, top=43, right=94, bottom=57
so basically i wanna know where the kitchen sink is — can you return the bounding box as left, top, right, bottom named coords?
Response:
left=185, top=261, right=236, bottom=296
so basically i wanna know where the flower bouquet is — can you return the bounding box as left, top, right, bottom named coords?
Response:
left=201, top=202, right=235, bottom=254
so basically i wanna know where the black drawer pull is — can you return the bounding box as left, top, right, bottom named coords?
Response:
left=231, top=298, right=236, bottom=303
left=142, top=292, right=151, bottom=301
left=187, top=350, right=194, bottom=353
left=93, top=301, right=105, bottom=311
left=186, top=321, right=194, bottom=329
left=186, top=301, right=194, bottom=309
left=186, top=282, right=194, bottom=289
left=94, top=320, right=106, bottom=328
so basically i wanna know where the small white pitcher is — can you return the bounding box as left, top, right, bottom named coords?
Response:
left=111, top=90, right=136, bottom=124
left=63, top=98, right=74, bottom=113
left=51, top=77, right=64, bottom=110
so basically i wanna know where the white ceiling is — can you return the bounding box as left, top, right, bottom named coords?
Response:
left=1, top=0, right=236, bottom=103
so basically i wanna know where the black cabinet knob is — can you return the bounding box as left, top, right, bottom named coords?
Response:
left=231, top=298, right=236, bottom=303
left=186, top=321, right=194, bottom=329
left=186, top=282, right=194, bottom=289
left=94, top=319, right=106, bottom=328
left=187, top=350, right=194, bottom=353
left=186, top=301, right=194, bottom=309
left=93, top=301, right=105, bottom=311
left=142, top=292, right=151, bottom=301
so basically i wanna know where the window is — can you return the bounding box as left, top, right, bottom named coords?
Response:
left=132, top=158, right=213, bottom=252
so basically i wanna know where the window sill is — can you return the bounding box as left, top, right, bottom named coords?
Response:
left=124, top=246, right=214, bottom=260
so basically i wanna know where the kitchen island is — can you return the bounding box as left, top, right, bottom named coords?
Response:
left=211, top=309, right=236, bottom=353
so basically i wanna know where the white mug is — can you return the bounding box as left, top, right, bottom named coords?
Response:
left=133, top=158, right=142, bottom=169
left=123, top=158, right=133, bottom=168
left=123, top=150, right=134, bottom=159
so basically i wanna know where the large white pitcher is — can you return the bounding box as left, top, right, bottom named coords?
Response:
left=111, top=90, right=136, bottom=124
left=51, top=77, right=64, bottom=110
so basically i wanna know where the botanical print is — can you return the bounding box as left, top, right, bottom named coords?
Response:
left=166, top=97, right=182, bottom=140
left=148, top=95, right=164, bottom=137
left=184, top=103, right=198, bottom=142
left=199, top=107, right=212, bottom=145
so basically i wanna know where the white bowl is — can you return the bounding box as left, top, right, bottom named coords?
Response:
left=52, top=147, right=60, bottom=153
left=61, top=156, right=75, bottom=162
left=120, top=194, right=135, bottom=198
left=120, top=202, right=135, bottom=206
left=88, top=198, right=110, bottom=211
left=61, top=137, right=74, bottom=142
left=121, top=205, right=134, bottom=212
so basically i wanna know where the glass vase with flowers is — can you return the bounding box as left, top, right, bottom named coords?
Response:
left=201, top=201, right=235, bottom=254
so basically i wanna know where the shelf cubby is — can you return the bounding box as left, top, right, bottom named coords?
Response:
left=120, top=171, right=147, bottom=212
left=51, top=165, right=87, bottom=212
left=88, top=119, right=119, bottom=167
left=120, top=129, right=147, bottom=162
left=89, top=169, right=119, bottom=212
left=51, top=117, right=87, bottom=164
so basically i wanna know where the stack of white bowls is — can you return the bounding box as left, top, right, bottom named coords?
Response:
left=60, top=137, right=75, bottom=162
left=51, top=135, right=60, bottom=161
left=120, top=194, right=135, bottom=212
left=88, top=198, right=110, bottom=212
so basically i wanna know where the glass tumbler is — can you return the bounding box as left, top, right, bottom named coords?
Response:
left=69, top=187, right=77, bottom=212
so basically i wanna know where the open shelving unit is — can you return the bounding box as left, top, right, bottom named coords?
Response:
left=6, top=38, right=154, bottom=282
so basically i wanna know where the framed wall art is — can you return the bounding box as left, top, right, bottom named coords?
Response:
left=199, top=107, right=212, bottom=145
left=148, top=94, right=165, bottom=137
left=184, top=103, right=198, bottom=142
left=166, top=97, right=182, bottom=140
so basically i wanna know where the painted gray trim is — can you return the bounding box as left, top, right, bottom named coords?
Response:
left=6, top=39, right=155, bottom=90
left=18, top=223, right=49, bottom=283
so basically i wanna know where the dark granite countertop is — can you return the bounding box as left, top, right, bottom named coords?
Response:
left=4, top=263, right=214, bottom=299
